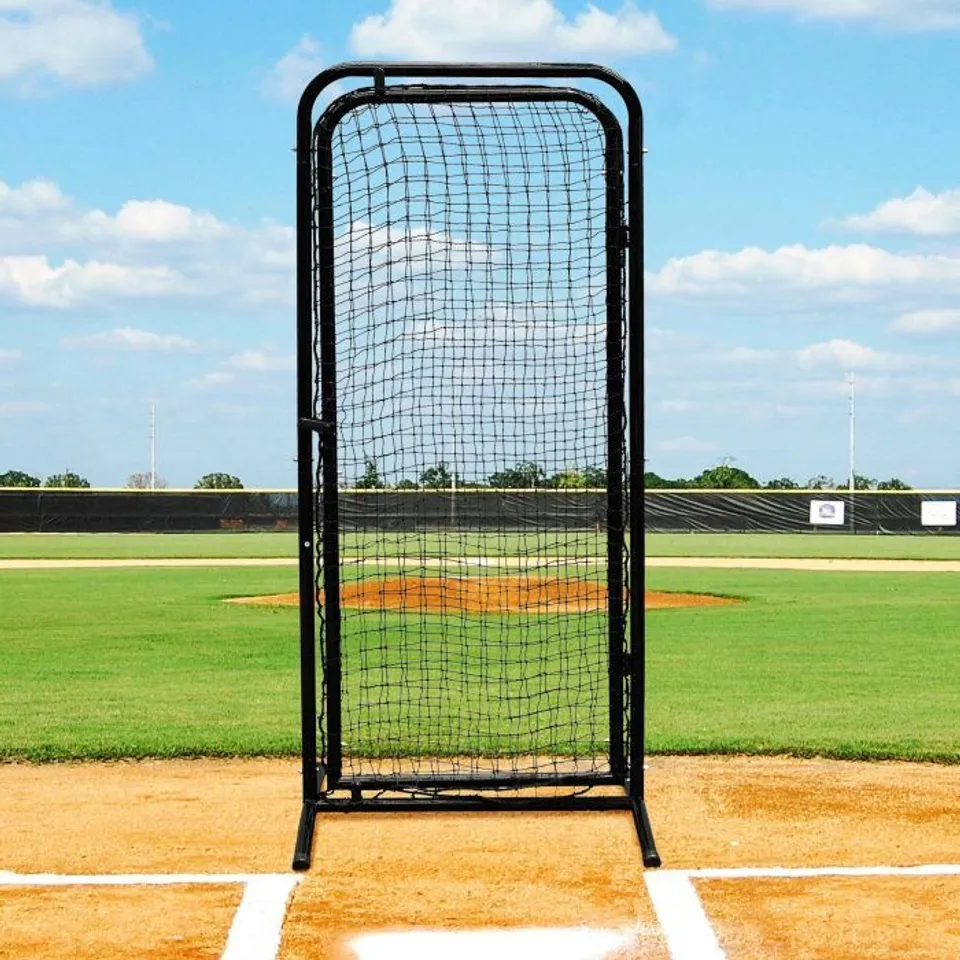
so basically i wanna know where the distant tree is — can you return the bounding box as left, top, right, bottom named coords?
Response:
left=549, top=467, right=587, bottom=489
left=126, top=472, right=168, bottom=489
left=644, top=471, right=689, bottom=489
left=764, top=477, right=800, bottom=490
left=0, top=469, right=41, bottom=487
left=806, top=475, right=836, bottom=490
left=194, top=473, right=243, bottom=490
left=853, top=473, right=877, bottom=491
left=487, top=461, right=547, bottom=489
left=581, top=465, right=607, bottom=488
left=354, top=459, right=384, bottom=489
left=420, top=462, right=460, bottom=489
left=394, top=478, right=418, bottom=490
left=876, top=477, right=912, bottom=491
left=43, top=470, right=90, bottom=488
left=692, top=463, right=759, bottom=489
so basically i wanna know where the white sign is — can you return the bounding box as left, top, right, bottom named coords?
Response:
left=921, top=500, right=957, bottom=527
left=809, top=499, right=845, bottom=526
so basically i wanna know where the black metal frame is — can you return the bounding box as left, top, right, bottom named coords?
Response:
left=293, top=62, right=657, bottom=871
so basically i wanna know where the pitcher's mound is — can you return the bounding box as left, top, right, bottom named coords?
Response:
left=226, top=577, right=739, bottom=613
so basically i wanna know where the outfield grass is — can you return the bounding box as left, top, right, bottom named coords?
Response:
left=5, top=530, right=960, bottom=561
left=1, top=566, right=956, bottom=763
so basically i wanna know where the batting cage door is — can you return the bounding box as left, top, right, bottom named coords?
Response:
left=294, top=63, right=658, bottom=871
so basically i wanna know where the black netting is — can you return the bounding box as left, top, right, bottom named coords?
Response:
left=311, top=89, right=628, bottom=798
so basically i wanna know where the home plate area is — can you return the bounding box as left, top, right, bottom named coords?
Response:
left=2, top=757, right=959, bottom=958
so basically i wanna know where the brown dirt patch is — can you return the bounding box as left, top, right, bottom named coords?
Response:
left=225, top=578, right=739, bottom=613
left=1, top=757, right=957, bottom=958
left=0, top=884, right=242, bottom=959
left=702, top=876, right=960, bottom=959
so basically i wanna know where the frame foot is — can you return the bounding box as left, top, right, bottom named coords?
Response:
left=630, top=797, right=661, bottom=868
left=292, top=801, right=317, bottom=871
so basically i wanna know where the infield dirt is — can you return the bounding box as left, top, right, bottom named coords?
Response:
left=2, top=756, right=958, bottom=958
left=224, top=579, right=740, bottom=613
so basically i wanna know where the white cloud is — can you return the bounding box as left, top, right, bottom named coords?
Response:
left=721, top=346, right=778, bottom=363
left=350, top=0, right=676, bottom=59
left=0, top=0, right=152, bottom=93
left=832, top=187, right=960, bottom=236
left=188, top=371, right=236, bottom=391
left=0, top=182, right=230, bottom=247
left=61, top=327, right=196, bottom=351
left=107, top=200, right=228, bottom=243
left=227, top=350, right=295, bottom=372
left=795, top=338, right=918, bottom=371
left=188, top=349, right=295, bottom=391
left=0, top=177, right=295, bottom=310
left=261, top=34, right=327, bottom=103
left=708, top=0, right=960, bottom=31
left=0, top=347, right=21, bottom=363
left=0, top=177, right=70, bottom=215
left=0, top=255, right=181, bottom=307
left=0, top=400, right=47, bottom=416
left=656, top=435, right=718, bottom=453
left=659, top=399, right=699, bottom=413
left=892, top=309, right=960, bottom=333
left=648, top=243, right=960, bottom=309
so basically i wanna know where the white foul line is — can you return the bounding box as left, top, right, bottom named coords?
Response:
left=0, top=872, right=299, bottom=960
left=0, top=872, right=279, bottom=886
left=644, top=872, right=726, bottom=960
left=644, top=865, right=960, bottom=960
left=221, top=874, right=300, bottom=960
left=686, top=864, right=960, bottom=880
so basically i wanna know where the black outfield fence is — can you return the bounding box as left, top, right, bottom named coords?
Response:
left=1, top=488, right=958, bottom=534
left=0, top=490, right=298, bottom=533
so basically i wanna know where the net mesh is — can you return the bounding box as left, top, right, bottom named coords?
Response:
left=312, top=90, right=628, bottom=797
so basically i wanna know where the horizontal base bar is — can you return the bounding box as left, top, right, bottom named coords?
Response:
left=317, top=794, right=633, bottom=812
left=333, top=771, right=620, bottom=791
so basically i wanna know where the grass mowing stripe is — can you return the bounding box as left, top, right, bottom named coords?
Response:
left=0, top=567, right=957, bottom=762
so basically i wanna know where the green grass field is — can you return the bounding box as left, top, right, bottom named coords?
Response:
left=5, top=530, right=960, bottom=560
left=1, top=561, right=957, bottom=763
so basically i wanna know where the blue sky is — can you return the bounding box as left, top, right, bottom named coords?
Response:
left=2, top=0, right=960, bottom=488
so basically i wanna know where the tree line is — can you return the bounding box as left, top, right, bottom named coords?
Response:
left=0, top=470, right=244, bottom=489
left=354, top=459, right=608, bottom=490
left=356, top=460, right=913, bottom=491
left=643, top=463, right=912, bottom=491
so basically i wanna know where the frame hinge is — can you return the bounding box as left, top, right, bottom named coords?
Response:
left=299, top=417, right=334, bottom=435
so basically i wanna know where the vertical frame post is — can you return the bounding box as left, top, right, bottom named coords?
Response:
left=292, top=73, right=320, bottom=873
left=604, top=122, right=627, bottom=782
left=314, top=123, right=343, bottom=787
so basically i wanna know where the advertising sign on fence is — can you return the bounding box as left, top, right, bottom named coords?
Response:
left=809, top=499, right=846, bottom=526
left=920, top=500, right=957, bottom=527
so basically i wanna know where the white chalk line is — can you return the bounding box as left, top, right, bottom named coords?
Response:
left=646, top=864, right=960, bottom=960
left=4, top=865, right=960, bottom=960
left=644, top=872, right=725, bottom=960
left=685, top=863, right=960, bottom=879
left=0, top=871, right=299, bottom=960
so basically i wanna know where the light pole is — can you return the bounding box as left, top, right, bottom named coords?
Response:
left=848, top=373, right=856, bottom=532
left=150, top=404, right=157, bottom=490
